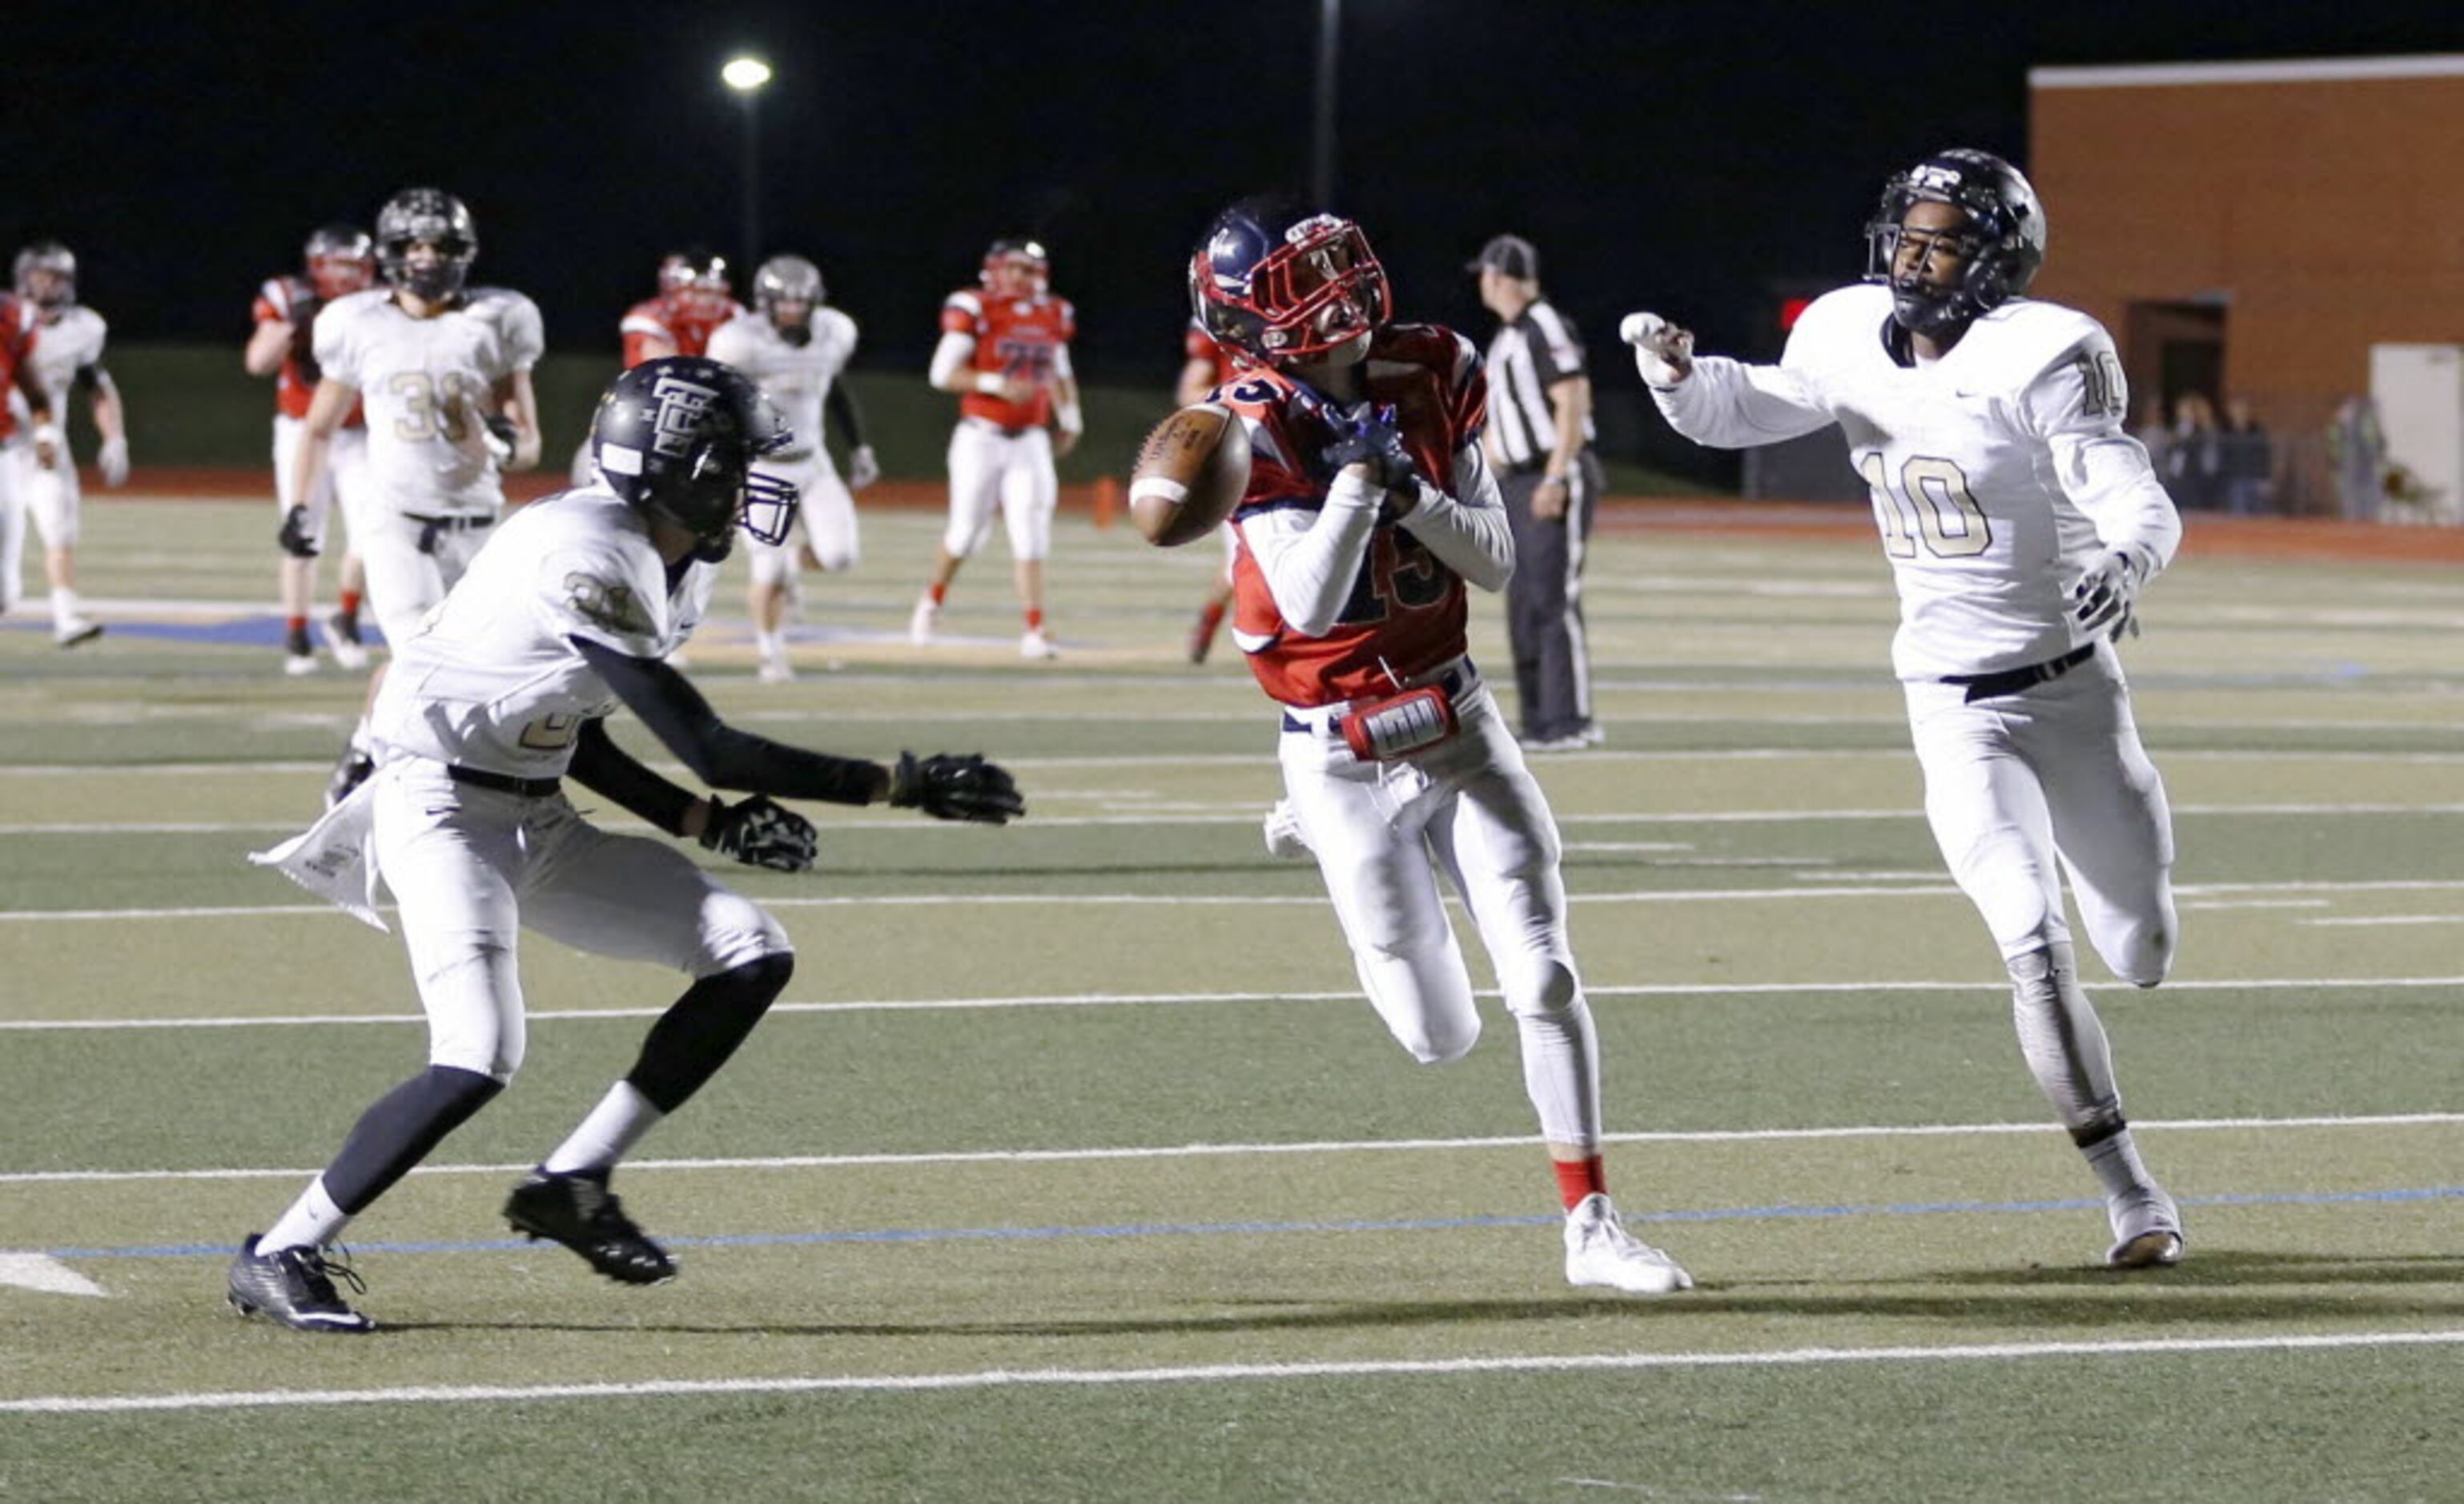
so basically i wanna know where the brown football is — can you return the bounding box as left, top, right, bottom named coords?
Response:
left=1128, top=402, right=1251, bottom=547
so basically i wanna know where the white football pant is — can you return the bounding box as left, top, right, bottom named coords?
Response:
left=372, top=760, right=793, bottom=1082
left=1278, top=678, right=1602, bottom=1149
left=273, top=416, right=373, bottom=557
left=1903, top=643, right=2177, bottom=983
left=943, top=420, right=1055, bottom=561
left=360, top=506, right=492, bottom=651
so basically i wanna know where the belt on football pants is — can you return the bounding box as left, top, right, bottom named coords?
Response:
left=404, top=512, right=496, bottom=556
left=1281, top=660, right=1475, bottom=734
left=446, top=764, right=563, bottom=798
left=1939, top=644, right=2096, bottom=704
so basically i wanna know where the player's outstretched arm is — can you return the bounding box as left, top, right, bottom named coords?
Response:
left=574, top=638, right=1025, bottom=825
left=1622, top=310, right=1833, bottom=450
left=569, top=718, right=822, bottom=871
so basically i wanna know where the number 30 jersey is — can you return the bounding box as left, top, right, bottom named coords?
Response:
left=1654, top=283, right=2179, bottom=680
left=314, top=286, right=545, bottom=521
left=1220, top=323, right=1493, bottom=708
left=368, top=487, right=712, bottom=780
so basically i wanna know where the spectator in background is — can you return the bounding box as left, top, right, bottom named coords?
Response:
left=2329, top=396, right=2388, bottom=522
left=2163, top=392, right=2220, bottom=511
left=2218, top=397, right=2272, bottom=517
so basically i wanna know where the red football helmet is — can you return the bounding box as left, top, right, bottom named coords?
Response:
left=303, top=225, right=375, bottom=300
left=980, top=237, right=1048, bottom=296
left=657, top=248, right=734, bottom=320
left=1190, top=201, right=1389, bottom=365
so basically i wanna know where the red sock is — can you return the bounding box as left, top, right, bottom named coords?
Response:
left=285, top=615, right=308, bottom=634
left=1024, top=607, right=1045, bottom=632
left=1554, top=1156, right=1607, bottom=1210
left=338, top=589, right=361, bottom=619
left=926, top=582, right=948, bottom=606
left=1196, top=600, right=1227, bottom=633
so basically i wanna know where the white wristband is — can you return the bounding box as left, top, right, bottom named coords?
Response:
left=972, top=371, right=1007, bottom=396
left=1055, top=400, right=1083, bottom=436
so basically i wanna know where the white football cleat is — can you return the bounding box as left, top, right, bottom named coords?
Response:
left=54, top=615, right=103, bottom=648
left=1262, top=798, right=1312, bottom=859
left=1019, top=628, right=1058, bottom=660
left=283, top=650, right=321, bottom=678
left=756, top=656, right=795, bottom=685
left=1564, top=1193, right=1694, bottom=1295
left=2105, top=1186, right=2186, bottom=1269
left=908, top=596, right=939, bottom=645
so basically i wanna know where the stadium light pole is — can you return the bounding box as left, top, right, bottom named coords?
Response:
left=722, top=54, right=774, bottom=271
left=1311, top=0, right=1339, bottom=207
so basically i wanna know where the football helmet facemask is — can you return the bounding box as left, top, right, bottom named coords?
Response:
left=1190, top=199, right=1390, bottom=367
left=589, top=356, right=798, bottom=563
left=303, top=224, right=376, bottom=300
left=13, top=241, right=76, bottom=310
left=1864, top=148, right=2046, bottom=338
left=375, top=187, right=479, bottom=302
left=754, top=255, right=824, bottom=345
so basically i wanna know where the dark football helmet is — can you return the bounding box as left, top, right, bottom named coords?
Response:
left=589, top=356, right=798, bottom=563
left=375, top=187, right=478, bottom=302
left=1864, top=148, right=2046, bottom=336
left=754, top=255, right=824, bottom=345
left=12, top=241, right=76, bottom=309
left=1189, top=199, right=1389, bottom=365
left=303, top=224, right=376, bottom=300
left=979, top=237, right=1047, bottom=294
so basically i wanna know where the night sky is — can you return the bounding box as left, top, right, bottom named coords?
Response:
left=9, top=3, right=2454, bottom=382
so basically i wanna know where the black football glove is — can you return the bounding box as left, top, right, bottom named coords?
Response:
left=1319, top=401, right=1416, bottom=491
left=698, top=794, right=818, bottom=871
left=887, top=751, right=1025, bottom=825
left=276, top=503, right=320, bottom=559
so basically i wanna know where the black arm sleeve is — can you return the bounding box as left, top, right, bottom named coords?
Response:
left=825, top=382, right=868, bottom=450
left=566, top=718, right=701, bottom=837
left=572, top=635, right=886, bottom=806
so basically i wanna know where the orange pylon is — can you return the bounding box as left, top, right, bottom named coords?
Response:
left=1093, top=475, right=1122, bottom=529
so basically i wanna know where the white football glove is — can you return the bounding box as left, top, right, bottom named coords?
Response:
left=98, top=435, right=130, bottom=488
left=1619, top=312, right=1695, bottom=389
left=847, top=444, right=880, bottom=490
left=2070, top=549, right=2144, bottom=638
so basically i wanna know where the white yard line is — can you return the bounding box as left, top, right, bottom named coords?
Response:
left=7, top=1329, right=2462, bottom=1414
left=9, top=875, right=2464, bottom=924
left=3, top=1111, right=2456, bottom=1186
left=14, top=972, right=2464, bottom=1033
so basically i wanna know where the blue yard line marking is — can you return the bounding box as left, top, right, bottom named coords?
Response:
left=39, top=1184, right=2462, bottom=1263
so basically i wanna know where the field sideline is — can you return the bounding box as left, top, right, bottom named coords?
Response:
left=1, top=496, right=2458, bottom=1502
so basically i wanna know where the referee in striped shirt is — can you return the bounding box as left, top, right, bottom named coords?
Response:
left=1472, top=235, right=1602, bottom=750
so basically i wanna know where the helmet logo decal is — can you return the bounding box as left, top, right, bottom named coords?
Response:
left=647, top=374, right=723, bottom=458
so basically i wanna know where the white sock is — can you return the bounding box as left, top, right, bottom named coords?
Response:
left=540, top=1082, right=665, bottom=1177
left=755, top=629, right=784, bottom=660
left=259, top=1176, right=351, bottom=1253
left=51, top=587, right=79, bottom=629
left=2084, top=1126, right=2158, bottom=1200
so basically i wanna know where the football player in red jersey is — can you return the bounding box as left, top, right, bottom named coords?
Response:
left=0, top=285, right=60, bottom=634
left=569, top=252, right=746, bottom=489
left=1190, top=199, right=1692, bottom=1295
left=1176, top=324, right=1243, bottom=662
left=910, top=237, right=1079, bottom=660
left=248, top=225, right=378, bottom=674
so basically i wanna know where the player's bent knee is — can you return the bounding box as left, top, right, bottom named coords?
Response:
left=1503, top=959, right=1582, bottom=1019
left=1391, top=1013, right=1481, bottom=1065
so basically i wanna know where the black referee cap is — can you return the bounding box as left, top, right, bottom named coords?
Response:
left=1466, top=234, right=1538, bottom=280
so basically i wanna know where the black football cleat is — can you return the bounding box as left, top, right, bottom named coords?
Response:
left=226, top=1234, right=376, bottom=1333
left=504, top=1170, right=677, bottom=1285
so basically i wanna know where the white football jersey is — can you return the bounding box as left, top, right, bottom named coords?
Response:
left=315, top=285, right=545, bottom=518
left=368, top=486, right=711, bottom=779
left=1657, top=283, right=2179, bottom=679
left=705, top=307, right=858, bottom=460
left=4, top=305, right=108, bottom=444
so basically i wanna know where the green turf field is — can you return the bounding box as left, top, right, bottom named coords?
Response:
left=1, top=500, right=2458, bottom=1502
